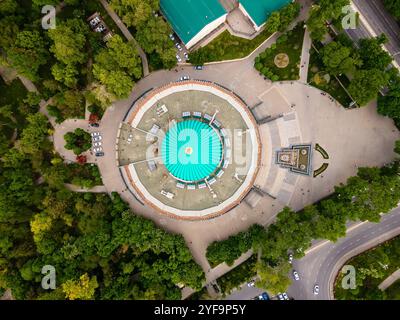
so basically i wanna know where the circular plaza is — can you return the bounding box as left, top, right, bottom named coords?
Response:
left=117, top=81, right=261, bottom=220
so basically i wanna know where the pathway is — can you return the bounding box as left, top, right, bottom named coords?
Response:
left=65, top=183, right=107, bottom=193
left=299, top=27, right=312, bottom=83
left=99, top=0, right=149, bottom=77
left=379, top=269, right=400, bottom=291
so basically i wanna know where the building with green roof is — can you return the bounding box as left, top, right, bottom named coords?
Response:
left=239, top=0, right=292, bottom=30
left=160, top=0, right=227, bottom=49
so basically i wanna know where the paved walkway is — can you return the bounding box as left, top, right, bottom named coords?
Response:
left=379, top=269, right=400, bottom=291
left=99, top=0, right=149, bottom=77
left=299, top=27, right=312, bottom=83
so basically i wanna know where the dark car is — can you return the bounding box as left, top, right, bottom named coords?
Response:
left=90, top=123, right=100, bottom=127
left=95, top=152, right=104, bottom=157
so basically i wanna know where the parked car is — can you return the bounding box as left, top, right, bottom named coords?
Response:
left=184, top=52, right=189, bottom=60
left=169, top=33, right=175, bottom=41
left=277, top=293, right=284, bottom=300
left=93, top=142, right=102, bottom=147
left=93, top=147, right=103, bottom=153
left=91, top=132, right=100, bottom=137
left=90, top=123, right=100, bottom=127
left=93, top=136, right=102, bottom=142
left=95, top=152, right=104, bottom=157
left=282, top=292, right=289, bottom=300
left=175, top=43, right=182, bottom=51
left=288, top=253, right=293, bottom=264
left=259, top=292, right=269, bottom=300
left=194, top=65, right=203, bottom=70
left=293, top=270, right=300, bottom=281
left=313, top=285, right=320, bottom=295
left=247, top=280, right=256, bottom=287
left=176, top=54, right=182, bottom=62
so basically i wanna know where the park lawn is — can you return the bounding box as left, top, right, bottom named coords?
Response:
left=255, top=24, right=305, bottom=81
left=217, top=256, right=257, bottom=297
left=334, top=236, right=400, bottom=300
left=307, top=47, right=353, bottom=108
left=191, top=28, right=273, bottom=63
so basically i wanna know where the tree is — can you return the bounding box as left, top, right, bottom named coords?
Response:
left=0, top=0, right=17, bottom=15
left=93, top=35, right=142, bottom=98
left=48, top=19, right=88, bottom=66
left=383, top=0, right=400, bottom=20
left=7, top=31, right=48, bottom=81
left=256, top=260, right=292, bottom=295
left=136, top=16, right=176, bottom=69
left=377, top=70, right=400, bottom=120
left=264, top=12, right=281, bottom=33
left=307, top=0, right=350, bottom=40
left=348, top=69, right=389, bottom=106
left=64, top=128, right=91, bottom=155
left=0, top=16, right=19, bottom=51
left=358, top=35, right=393, bottom=70
left=320, top=41, right=362, bottom=75
left=62, top=273, right=98, bottom=300
left=19, top=113, right=50, bottom=155
left=110, top=0, right=159, bottom=28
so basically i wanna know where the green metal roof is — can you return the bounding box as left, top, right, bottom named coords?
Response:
left=160, top=0, right=226, bottom=45
left=161, top=120, right=222, bottom=182
left=239, top=0, right=292, bottom=27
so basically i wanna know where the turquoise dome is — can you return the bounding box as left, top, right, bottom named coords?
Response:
left=161, top=120, right=222, bottom=182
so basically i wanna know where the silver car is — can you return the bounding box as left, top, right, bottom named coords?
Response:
left=93, top=136, right=102, bottom=142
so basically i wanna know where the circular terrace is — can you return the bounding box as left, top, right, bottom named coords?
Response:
left=117, top=81, right=261, bottom=220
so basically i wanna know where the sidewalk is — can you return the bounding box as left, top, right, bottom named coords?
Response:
left=299, top=27, right=311, bottom=83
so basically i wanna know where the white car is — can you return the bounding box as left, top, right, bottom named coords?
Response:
left=293, top=270, right=300, bottom=281
left=93, top=142, right=102, bottom=147
left=282, top=292, right=289, bottom=300
left=247, top=280, right=255, bottom=287
left=176, top=54, right=182, bottom=62
left=184, top=52, right=189, bottom=60
left=169, top=33, right=175, bottom=41
left=313, top=285, right=320, bottom=295
left=93, top=136, right=102, bottom=142
left=277, top=293, right=284, bottom=300
left=91, top=132, right=100, bottom=137
left=175, top=43, right=182, bottom=51
left=93, top=147, right=103, bottom=153
left=288, top=253, right=293, bottom=264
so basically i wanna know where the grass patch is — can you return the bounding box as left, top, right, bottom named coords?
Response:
left=334, top=236, right=400, bottom=300
left=217, top=255, right=257, bottom=297
left=307, top=47, right=353, bottom=108
left=189, top=29, right=273, bottom=64
left=254, top=24, right=304, bottom=81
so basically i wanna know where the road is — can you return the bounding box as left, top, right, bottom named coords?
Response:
left=288, top=206, right=400, bottom=300
left=346, top=0, right=400, bottom=68
left=226, top=206, right=400, bottom=300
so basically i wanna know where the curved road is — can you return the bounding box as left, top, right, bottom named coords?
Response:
left=288, top=207, right=400, bottom=300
